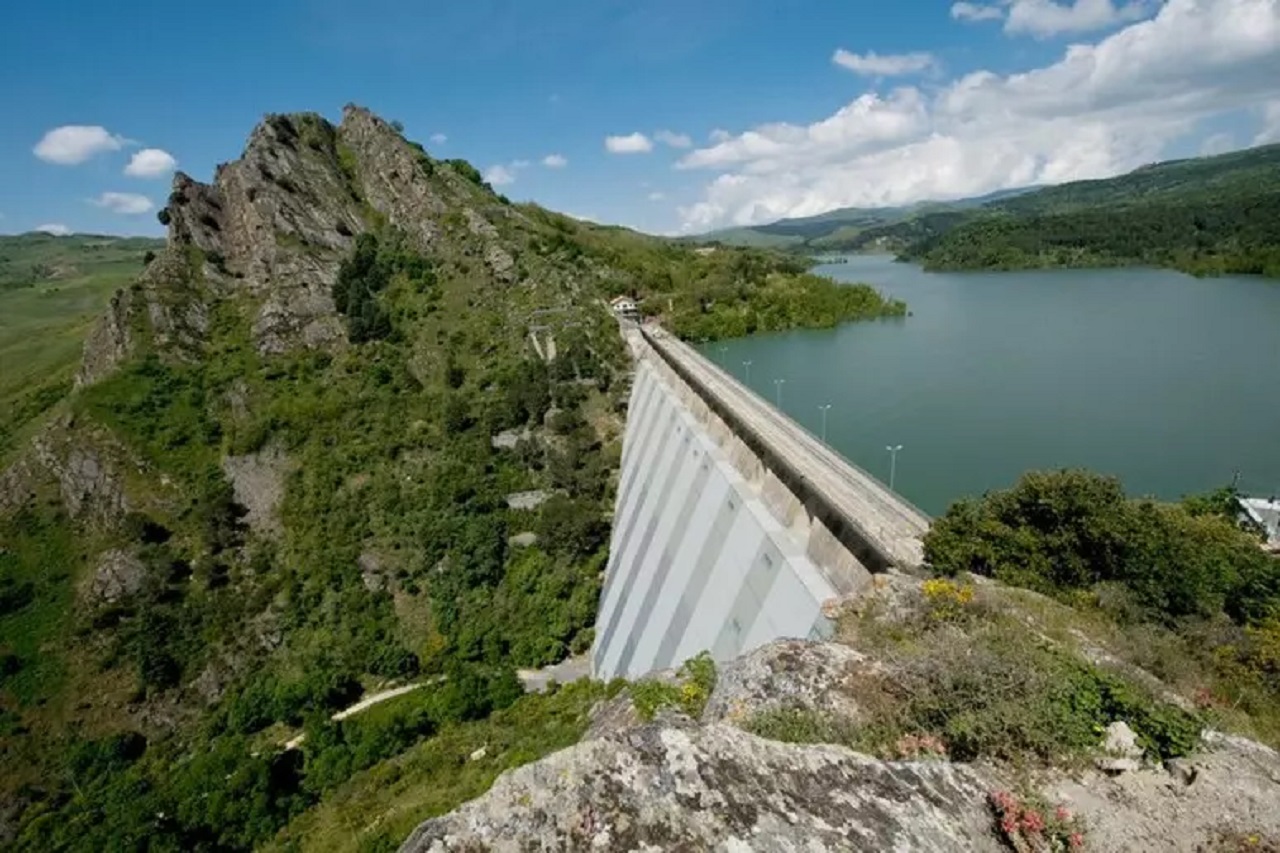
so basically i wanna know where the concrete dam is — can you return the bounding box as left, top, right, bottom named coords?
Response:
left=591, top=326, right=931, bottom=680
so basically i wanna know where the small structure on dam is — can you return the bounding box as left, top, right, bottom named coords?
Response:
left=592, top=326, right=931, bottom=680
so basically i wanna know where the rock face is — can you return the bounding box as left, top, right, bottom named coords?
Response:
left=87, top=549, right=147, bottom=604
left=1048, top=731, right=1280, bottom=851
left=221, top=446, right=290, bottom=537
left=703, top=639, right=869, bottom=727
left=30, top=422, right=129, bottom=526
left=75, top=104, right=519, bottom=386
left=399, top=715, right=1000, bottom=853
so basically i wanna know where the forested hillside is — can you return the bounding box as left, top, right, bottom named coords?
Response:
left=0, top=106, right=901, bottom=850
left=698, top=143, right=1280, bottom=279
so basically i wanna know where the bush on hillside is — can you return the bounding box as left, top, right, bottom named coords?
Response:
left=925, top=470, right=1278, bottom=626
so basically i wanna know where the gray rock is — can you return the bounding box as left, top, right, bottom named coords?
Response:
left=1103, top=720, right=1143, bottom=759
left=1047, top=730, right=1280, bottom=852
left=358, top=551, right=386, bottom=592
left=399, top=718, right=1000, bottom=852
left=703, top=639, right=869, bottom=727
left=88, top=549, right=146, bottom=604
left=221, top=446, right=290, bottom=537
left=508, top=531, right=538, bottom=548
left=31, top=425, right=129, bottom=526
left=505, top=489, right=550, bottom=511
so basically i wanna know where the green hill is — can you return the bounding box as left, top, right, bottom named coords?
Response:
left=0, top=107, right=902, bottom=851
left=860, top=144, right=1280, bottom=277
left=0, top=233, right=162, bottom=461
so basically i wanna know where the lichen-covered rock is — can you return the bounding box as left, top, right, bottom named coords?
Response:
left=399, top=717, right=1000, bottom=852
left=1046, top=730, right=1280, bottom=852
left=703, top=639, right=870, bottom=727
left=87, top=549, right=146, bottom=604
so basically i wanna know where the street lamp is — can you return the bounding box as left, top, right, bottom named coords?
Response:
left=773, top=378, right=786, bottom=408
left=742, top=360, right=752, bottom=384
left=818, top=404, right=832, bottom=442
left=886, top=444, right=903, bottom=491
left=717, top=344, right=728, bottom=365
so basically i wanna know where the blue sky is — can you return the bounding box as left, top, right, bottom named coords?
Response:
left=2, top=0, right=1278, bottom=237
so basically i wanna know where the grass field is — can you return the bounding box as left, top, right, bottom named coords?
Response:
left=0, top=233, right=160, bottom=462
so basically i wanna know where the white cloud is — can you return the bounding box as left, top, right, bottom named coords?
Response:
left=91, top=192, right=154, bottom=215
left=648, top=191, right=667, bottom=201
left=484, top=164, right=517, bottom=186
left=542, top=153, right=568, bottom=168
left=1005, top=0, right=1155, bottom=38
left=679, top=0, right=1280, bottom=232
left=34, top=125, right=127, bottom=165
left=950, top=0, right=1158, bottom=36
left=36, top=223, right=72, bottom=236
left=833, top=49, right=938, bottom=76
left=1256, top=101, right=1280, bottom=144
left=709, top=128, right=731, bottom=143
left=124, top=148, right=177, bottom=178
left=1199, top=132, right=1236, bottom=156
left=429, top=132, right=447, bottom=145
left=655, top=130, right=693, bottom=149
left=605, top=132, right=654, bottom=154
left=951, top=1, right=1004, bottom=21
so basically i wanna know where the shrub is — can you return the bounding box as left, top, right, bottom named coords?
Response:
left=925, top=470, right=1279, bottom=626
left=631, top=652, right=717, bottom=720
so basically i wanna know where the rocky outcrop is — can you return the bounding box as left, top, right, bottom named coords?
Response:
left=31, top=422, right=129, bottom=526
left=86, top=549, right=146, bottom=604
left=1047, top=731, right=1280, bottom=851
left=704, top=639, right=870, bottom=727
left=399, top=715, right=1000, bottom=853
left=221, top=446, right=290, bottom=537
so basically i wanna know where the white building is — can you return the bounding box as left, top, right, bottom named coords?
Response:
left=1240, top=497, right=1280, bottom=550
left=610, top=295, right=640, bottom=320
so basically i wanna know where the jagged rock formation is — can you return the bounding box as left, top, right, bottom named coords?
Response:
left=400, top=713, right=1001, bottom=852
left=74, top=105, right=525, bottom=387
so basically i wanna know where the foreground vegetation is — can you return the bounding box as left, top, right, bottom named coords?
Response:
left=927, top=471, right=1280, bottom=745
left=0, top=108, right=905, bottom=849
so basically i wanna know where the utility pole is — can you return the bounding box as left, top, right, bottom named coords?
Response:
left=886, top=444, right=903, bottom=491
left=718, top=345, right=728, bottom=366
left=773, top=378, right=786, bottom=408
left=742, top=360, right=752, bottom=384
left=819, top=404, right=832, bottom=442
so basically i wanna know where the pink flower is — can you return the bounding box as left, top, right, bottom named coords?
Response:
left=991, top=790, right=1017, bottom=812
left=1056, top=806, right=1072, bottom=822
left=1069, top=832, right=1085, bottom=849
left=1000, top=815, right=1019, bottom=836
left=1021, top=809, right=1046, bottom=834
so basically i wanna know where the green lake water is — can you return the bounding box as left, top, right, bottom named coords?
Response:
left=705, top=255, right=1280, bottom=516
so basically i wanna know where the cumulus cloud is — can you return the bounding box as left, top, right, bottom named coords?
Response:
left=430, top=132, right=447, bottom=145
left=678, top=0, right=1280, bottom=232
left=36, top=223, right=72, bottom=236
left=484, top=164, right=517, bottom=186
left=655, top=130, right=693, bottom=149
left=1006, top=0, right=1154, bottom=38
left=91, top=192, right=154, bottom=215
left=124, top=148, right=177, bottom=178
left=648, top=191, right=667, bottom=201
left=1256, top=101, right=1280, bottom=144
left=1199, top=132, right=1236, bottom=156
left=833, top=49, right=937, bottom=76
left=605, top=132, right=654, bottom=154
left=34, top=125, right=127, bottom=165
left=542, top=154, right=568, bottom=168
left=709, top=128, right=731, bottom=143
left=950, top=0, right=1157, bottom=36
left=951, top=2, right=1004, bottom=21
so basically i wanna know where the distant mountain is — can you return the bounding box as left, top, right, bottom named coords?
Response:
left=902, top=142, right=1280, bottom=277
left=698, top=143, right=1280, bottom=278
left=699, top=186, right=1039, bottom=250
